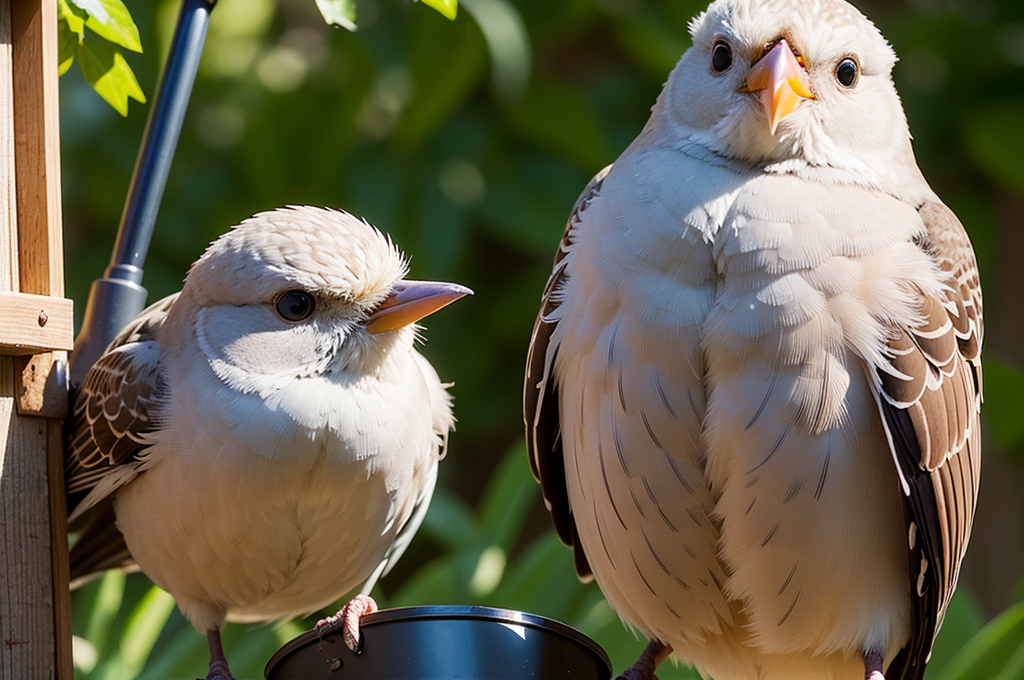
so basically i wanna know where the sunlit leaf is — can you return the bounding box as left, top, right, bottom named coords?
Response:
left=57, top=18, right=81, bottom=75
left=57, top=0, right=86, bottom=74
left=77, top=33, right=146, bottom=116
left=931, top=601, right=1024, bottom=680
left=71, top=0, right=142, bottom=52
left=83, top=571, right=126, bottom=658
left=420, top=0, right=458, bottom=20
left=115, top=586, right=177, bottom=678
left=315, top=0, right=356, bottom=31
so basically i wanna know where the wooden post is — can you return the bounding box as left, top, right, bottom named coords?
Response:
left=1, top=0, right=74, bottom=678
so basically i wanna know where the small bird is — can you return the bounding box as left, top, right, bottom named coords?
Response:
left=66, top=206, right=471, bottom=680
left=524, top=2, right=982, bottom=680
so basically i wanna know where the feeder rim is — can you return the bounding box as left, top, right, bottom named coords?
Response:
left=267, top=604, right=611, bottom=670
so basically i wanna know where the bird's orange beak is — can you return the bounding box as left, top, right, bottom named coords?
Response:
left=365, top=280, right=472, bottom=333
left=743, top=39, right=815, bottom=135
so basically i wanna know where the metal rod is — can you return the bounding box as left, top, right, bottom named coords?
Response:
left=70, top=0, right=217, bottom=388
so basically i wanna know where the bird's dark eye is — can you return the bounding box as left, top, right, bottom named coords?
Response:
left=835, top=57, right=859, bottom=88
left=711, top=40, right=733, bottom=73
left=274, top=290, right=316, bottom=322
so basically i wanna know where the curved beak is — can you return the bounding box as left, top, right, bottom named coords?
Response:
left=742, top=39, right=815, bottom=135
left=365, top=280, right=473, bottom=334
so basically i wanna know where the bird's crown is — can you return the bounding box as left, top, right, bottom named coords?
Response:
left=185, top=206, right=408, bottom=310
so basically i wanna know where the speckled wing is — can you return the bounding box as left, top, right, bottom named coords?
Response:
left=870, top=202, right=983, bottom=680
left=66, top=295, right=176, bottom=523
left=524, top=166, right=610, bottom=580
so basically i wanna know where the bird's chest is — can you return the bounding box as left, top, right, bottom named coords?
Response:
left=559, top=168, right=914, bottom=655
left=116, top=439, right=403, bottom=620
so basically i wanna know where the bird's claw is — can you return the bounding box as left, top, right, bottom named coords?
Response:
left=316, top=594, right=378, bottom=653
left=616, top=640, right=669, bottom=680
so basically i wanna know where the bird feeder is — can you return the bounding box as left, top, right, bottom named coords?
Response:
left=0, top=0, right=74, bottom=678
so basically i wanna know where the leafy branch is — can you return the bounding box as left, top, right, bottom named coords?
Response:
left=57, top=0, right=146, bottom=116
left=56, top=0, right=461, bottom=116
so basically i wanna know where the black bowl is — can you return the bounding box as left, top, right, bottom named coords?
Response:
left=265, top=605, right=612, bottom=680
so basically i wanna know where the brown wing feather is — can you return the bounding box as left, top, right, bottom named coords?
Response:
left=874, top=202, right=982, bottom=680
left=66, top=294, right=176, bottom=520
left=66, top=295, right=177, bottom=586
left=524, top=166, right=610, bottom=581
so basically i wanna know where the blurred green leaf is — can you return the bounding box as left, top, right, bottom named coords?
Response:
left=421, top=488, right=478, bottom=550
left=965, top=100, right=1024, bottom=194
left=983, top=357, right=1024, bottom=452
left=315, top=0, right=357, bottom=31
left=113, top=586, right=177, bottom=678
left=77, top=32, right=146, bottom=116
left=932, top=601, right=1024, bottom=680
left=612, top=9, right=692, bottom=79
left=476, top=439, right=539, bottom=551
left=462, top=0, right=531, bottom=101
left=82, top=571, right=126, bottom=657
left=71, top=0, right=142, bottom=52
left=926, top=590, right=985, bottom=678
left=506, top=77, right=611, bottom=169
left=420, top=0, right=459, bottom=21
left=394, top=12, right=488, bottom=148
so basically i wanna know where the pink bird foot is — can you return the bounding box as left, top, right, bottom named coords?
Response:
left=617, top=639, right=672, bottom=680
left=864, top=650, right=885, bottom=680
left=316, top=594, right=379, bottom=652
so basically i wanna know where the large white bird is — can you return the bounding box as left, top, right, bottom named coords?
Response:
left=524, top=1, right=982, bottom=679
left=67, top=206, right=471, bottom=680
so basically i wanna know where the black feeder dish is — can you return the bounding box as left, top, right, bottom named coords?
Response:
left=265, top=606, right=613, bottom=680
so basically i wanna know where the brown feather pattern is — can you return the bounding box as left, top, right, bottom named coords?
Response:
left=524, top=166, right=610, bottom=580
left=66, top=295, right=175, bottom=513
left=874, top=202, right=982, bottom=680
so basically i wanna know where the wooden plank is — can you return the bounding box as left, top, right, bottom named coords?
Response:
left=0, top=0, right=16, bottom=291
left=12, top=0, right=62, bottom=297
left=0, top=291, right=73, bottom=354
left=46, top=416, right=72, bottom=680
left=3, top=1, right=72, bottom=678
left=0, top=356, right=55, bottom=680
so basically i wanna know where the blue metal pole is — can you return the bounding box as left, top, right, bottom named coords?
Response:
left=70, top=0, right=217, bottom=388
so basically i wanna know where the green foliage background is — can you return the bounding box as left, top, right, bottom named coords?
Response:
left=60, top=0, right=1024, bottom=678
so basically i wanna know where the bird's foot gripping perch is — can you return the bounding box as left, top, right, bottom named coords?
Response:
left=316, top=594, right=379, bottom=653
left=616, top=639, right=672, bottom=680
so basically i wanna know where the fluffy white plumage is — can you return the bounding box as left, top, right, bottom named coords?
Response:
left=67, top=206, right=470, bottom=679
left=525, top=1, right=982, bottom=679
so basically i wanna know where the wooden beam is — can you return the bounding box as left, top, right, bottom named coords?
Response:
left=3, top=2, right=73, bottom=680
left=12, top=0, right=62, bottom=298
left=0, top=291, right=73, bottom=354
left=0, top=0, right=16, bottom=292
